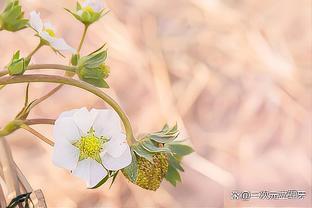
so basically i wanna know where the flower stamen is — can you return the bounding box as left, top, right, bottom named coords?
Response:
left=74, top=129, right=109, bottom=163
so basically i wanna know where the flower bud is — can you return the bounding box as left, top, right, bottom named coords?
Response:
left=65, top=1, right=107, bottom=26
left=7, top=51, right=30, bottom=75
left=0, top=0, right=28, bottom=32
left=76, top=47, right=109, bottom=88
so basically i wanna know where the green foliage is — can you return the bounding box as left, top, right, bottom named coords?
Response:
left=148, top=123, right=179, bottom=143
left=122, top=124, right=194, bottom=190
left=90, top=170, right=118, bottom=189
left=76, top=46, right=110, bottom=88
left=7, top=192, right=34, bottom=208
left=7, top=50, right=30, bottom=75
left=0, top=0, right=28, bottom=32
left=121, top=149, right=138, bottom=183
left=65, top=2, right=107, bottom=26
left=166, top=143, right=194, bottom=156
left=164, top=142, right=193, bottom=187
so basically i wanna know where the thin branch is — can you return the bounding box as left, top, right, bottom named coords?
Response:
left=77, top=25, right=89, bottom=55
left=24, top=119, right=55, bottom=126
left=0, top=74, right=135, bottom=145
left=0, top=64, right=76, bottom=78
left=20, top=125, right=54, bottom=146
left=28, top=84, right=63, bottom=110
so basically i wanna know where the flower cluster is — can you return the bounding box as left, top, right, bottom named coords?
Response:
left=29, top=11, right=75, bottom=54
left=0, top=0, right=193, bottom=192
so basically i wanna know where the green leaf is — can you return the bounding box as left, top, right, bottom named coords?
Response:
left=141, top=139, right=170, bottom=153
left=81, top=77, right=109, bottom=88
left=168, top=154, right=184, bottom=172
left=165, top=164, right=181, bottom=186
left=132, top=144, right=154, bottom=162
left=166, top=143, right=194, bottom=157
left=122, top=150, right=138, bottom=183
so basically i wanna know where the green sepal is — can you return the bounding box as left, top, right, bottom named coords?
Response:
left=141, top=139, right=171, bottom=153
left=109, top=171, right=119, bottom=189
left=149, top=124, right=179, bottom=144
left=7, top=50, right=30, bottom=75
left=168, top=154, right=184, bottom=172
left=89, top=170, right=118, bottom=189
left=165, top=163, right=181, bottom=187
left=0, top=0, right=28, bottom=32
left=166, top=143, right=194, bottom=157
left=65, top=6, right=106, bottom=26
left=132, top=143, right=154, bottom=162
left=77, top=46, right=110, bottom=88
left=122, top=149, right=138, bottom=183
left=71, top=54, right=80, bottom=66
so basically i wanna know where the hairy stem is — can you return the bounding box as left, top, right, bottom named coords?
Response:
left=0, top=74, right=136, bottom=144
left=21, top=124, right=54, bottom=146
left=26, top=42, right=43, bottom=60
left=27, top=64, right=76, bottom=72
left=24, top=119, right=55, bottom=126
left=0, top=64, right=76, bottom=78
left=77, top=25, right=89, bottom=55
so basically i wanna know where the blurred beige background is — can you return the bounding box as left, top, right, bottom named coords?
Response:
left=0, top=0, right=311, bottom=207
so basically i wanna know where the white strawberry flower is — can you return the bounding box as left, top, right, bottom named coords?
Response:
left=78, top=0, right=105, bottom=15
left=29, top=11, right=76, bottom=54
left=52, top=107, right=132, bottom=188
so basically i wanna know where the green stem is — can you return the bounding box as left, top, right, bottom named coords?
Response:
left=26, top=42, right=43, bottom=60
left=27, top=64, right=76, bottom=72
left=77, top=25, right=89, bottom=55
left=0, top=74, right=135, bottom=145
left=24, top=119, right=55, bottom=126
left=21, top=124, right=54, bottom=146
left=0, top=64, right=76, bottom=78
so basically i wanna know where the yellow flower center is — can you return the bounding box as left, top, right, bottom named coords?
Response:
left=74, top=129, right=109, bottom=162
left=44, top=28, right=55, bottom=37
left=83, top=6, right=95, bottom=13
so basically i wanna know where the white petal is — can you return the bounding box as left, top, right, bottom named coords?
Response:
left=59, top=109, right=80, bottom=119
left=77, top=10, right=83, bottom=16
left=72, top=159, right=108, bottom=188
left=53, top=117, right=81, bottom=143
left=52, top=141, right=79, bottom=170
left=39, top=31, right=54, bottom=43
left=91, top=0, right=105, bottom=12
left=29, top=11, right=43, bottom=32
left=91, top=109, right=122, bottom=138
left=102, top=146, right=132, bottom=171
left=73, top=107, right=95, bottom=135
left=82, top=0, right=104, bottom=12
left=50, top=38, right=76, bottom=53
left=81, top=0, right=92, bottom=8
left=105, top=133, right=128, bottom=158
left=43, top=22, right=55, bottom=31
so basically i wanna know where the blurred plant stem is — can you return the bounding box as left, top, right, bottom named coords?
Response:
left=26, top=42, right=43, bottom=60
left=77, top=25, right=89, bottom=55
left=24, top=119, right=55, bottom=126
left=0, top=74, right=136, bottom=145
left=0, top=64, right=77, bottom=78
left=20, top=124, right=54, bottom=146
